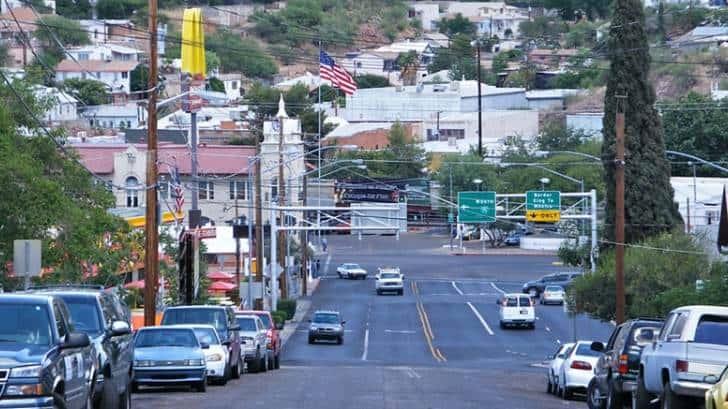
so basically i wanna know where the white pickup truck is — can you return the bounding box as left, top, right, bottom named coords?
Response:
left=635, top=305, right=728, bottom=409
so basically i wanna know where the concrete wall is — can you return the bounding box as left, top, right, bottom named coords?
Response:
left=520, top=236, right=566, bottom=251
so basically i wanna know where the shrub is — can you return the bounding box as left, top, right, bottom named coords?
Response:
left=271, top=310, right=287, bottom=326
left=278, top=299, right=297, bottom=320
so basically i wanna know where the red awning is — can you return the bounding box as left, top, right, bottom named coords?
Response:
left=208, top=281, right=236, bottom=291
left=124, top=280, right=145, bottom=289
left=207, top=271, right=234, bottom=281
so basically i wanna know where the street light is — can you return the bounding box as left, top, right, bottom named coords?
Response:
left=539, top=177, right=550, bottom=190
left=470, top=39, right=483, bottom=157
left=473, top=178, right=483, bottom=191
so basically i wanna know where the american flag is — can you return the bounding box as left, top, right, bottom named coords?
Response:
left=319, top=50, right=357, bottom=95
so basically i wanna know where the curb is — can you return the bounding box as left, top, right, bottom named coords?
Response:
left=451, top=251, right=556, bottom=256
left=279, top=299, right=312, bottom=348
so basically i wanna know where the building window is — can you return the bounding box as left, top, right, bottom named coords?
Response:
left=270, top=177, right=278, bottom=201
left=158, top=180, right=170, bottom=200
left=229, top=180, right=247, bottom=200
left=78, top=53, right=89, bottom=60
left=439, top=129, right=465, bottom=141
left=96, top=72, right=101, bottom=79
left=199, top=181, right=214, bottom=200
left=126, top=176, right=139, bottom=207
left=122, top=71, right=128, bottom=79
left=231, top=81, right=238, bottom=89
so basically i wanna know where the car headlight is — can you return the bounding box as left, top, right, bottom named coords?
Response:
left=134, top=360, right=152, bottom=367
left=4, top=383, right=45, bottom=396
left=9, top=365, right=41, bottom=378
left=206, top=353, right=223, bottom=362
left=185, top=359, right=205, bottom=366
left=309, top=325, right=318, bottom=331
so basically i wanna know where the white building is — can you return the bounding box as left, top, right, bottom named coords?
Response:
left=83, top=102, right=145, bottom=129
left=671, top=26, right=728, bottom=51
left=471, top=6, right=529, bottom=39
left=66, top=44, right=141, bottom=62
left=409, top=2, right=440, bottom=32
left=56, top=59, right=138, bottom=94
left=421, top=110, right=539, bottom=155
left=34, top=85, right=78, bottom=124
left=342, top=41, right=435, bottom=85
left=526, top=89, right=582, bottom=110
left=566, top=112, right=603, bottom=137
left=79, top=19, right=134, bottom=44
left=345, top=80, right=527, bottom=122
left=1, top=0, right=54, bottom=14
left=213, top=73, right=245, bottom=102
left=671, top=176, right=725, bottom=230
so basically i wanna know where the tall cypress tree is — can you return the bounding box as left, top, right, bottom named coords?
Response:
left=602, top=0, right=682, bottom=243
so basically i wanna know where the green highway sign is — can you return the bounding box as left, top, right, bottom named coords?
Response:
left=457, top=191, right=496, bottom=223
left=526, top=191, right=561, bottom=211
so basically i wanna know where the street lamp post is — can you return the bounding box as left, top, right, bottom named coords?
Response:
left=539, top=177, right=550, bottom=191
left=473, top=178, right=483, bottom=191
left=470, top=39, right=483, bottom=157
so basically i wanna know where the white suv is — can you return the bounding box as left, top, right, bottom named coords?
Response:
left=375, top=267, right=404, bottom=295
left=499, top=293, right=535, bottom=329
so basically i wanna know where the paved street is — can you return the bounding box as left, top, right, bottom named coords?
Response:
left=133, top=234, right=614, bottom=409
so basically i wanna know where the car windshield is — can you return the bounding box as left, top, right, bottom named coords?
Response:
left=135, top=329, right=199, bottom=348
left=0, top=303, right=53, bottom=346
left=344, top=264, right=360, bottom=269
left=313, top=313, right=339, bottom=324
left=380, top=273, right=399, bottom=279
left=574, top=343, right=601, bottom=357
left=694, top=315, right=728, bottom=345
left=545, top=286, right=563, bottom=292
left=163, top=308, right=228, bottom=334
left=237, top=317, right=257, bottom=332
left=192, top=328, right=220, bottom=345
left=256, top=314, right=271, bottom=328
left=61, top=296, right=103, bottom=336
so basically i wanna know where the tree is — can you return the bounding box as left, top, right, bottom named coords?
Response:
left=537, top=120, right=591, bottom=151
left=34, top=16, right=90, bottom=60
left=438, top=13, right=476, bottom=37
left=602, top=0, right=681, bottom=243
left=205, top=51, right=220, bottom=73
left=208, top=77, right=225, bottom=93
left=207, top=30, right=277, bottom=78
left=56, top=0, right=92, bottom=19
left=518, top=16, right=567, bottom=46
left=245, top=82, right=328, bottom=135
left=129, top=65, right=149, bottom=94
left=61, top=78, right=110, bottom=105
left=96, top=0, right=144, bottom=19
left=565, top=21, right=597, bottom=48
left=397, top=51, right=419, bottom=86
left=355, top=74, right=390, bottom=89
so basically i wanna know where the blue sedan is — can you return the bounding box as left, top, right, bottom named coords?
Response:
left=132, top=327, right=208, bottom=392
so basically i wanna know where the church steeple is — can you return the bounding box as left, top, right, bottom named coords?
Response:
left=275, top=94, right=288, bottom=119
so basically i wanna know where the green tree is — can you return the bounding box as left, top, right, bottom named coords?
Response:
left=565, top=21, right=597, bottom=48
left=268, top=44, right=296, bottom=65
left=537, top=120, right=590, bottom=151
left=208, top=77, right=225, bottom=93
left=207, top=30, right=277, bottom=78
left=34, top=16, right=90, bottom=60
left=56, top=0, right=92, bottom=19
left=355, top=74, right=390, bottom=89
left=518, top=16, right=567, bottom=46
left=438, top=13, right=476, bottom=37
left=61, top=78, right=110, bottom=105
left=96, top=0, right=144, bottom=19
left=129, top=65, right=149, bottom=94
left=245, top=82, right=328, bottom=135
left=397, top=51, right=419, bottom=86
left=602, top=0, right=681, bottom=243
left=205, top=51, right=221, bottom=73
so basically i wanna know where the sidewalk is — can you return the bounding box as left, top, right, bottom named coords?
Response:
left=279, top=298, right=312, bottom=347
left=433, top=242, right=556, bottom=256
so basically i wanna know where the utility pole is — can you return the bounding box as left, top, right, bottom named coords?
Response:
left=277, top=114, right=288, bottom=300
left=615, top=95, right=627, bottom=325
left=301, top=173, right=308, bottom=296
left=475, top=40, right=483, bottom=157
left=246, top=166, right=254, bottom=309
left=254, top=130, right=264, bottom=310
left=234, top=192, right=240, bottom=304
left=143, top=0, right=159, bottom=327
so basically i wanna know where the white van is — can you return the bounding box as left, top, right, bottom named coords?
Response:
left=499, top=293, right=535, bottom=329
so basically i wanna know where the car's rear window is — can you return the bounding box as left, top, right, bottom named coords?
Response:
left=135, top=328, right=199, bottom=348
left=237, top=317, right=257, bottom=332
left=163, top=308, right=228, bottom=333
left=256, top=314, right=271, bottom=328
left=506, top=297, right=518, bottom=307
left=518, top=296, right=531, bottom=306
left=545, top=286, right=563, bottom=292
left=694, top=315, right=728, bottom=345
left=574, top=343, right=601, bottom=357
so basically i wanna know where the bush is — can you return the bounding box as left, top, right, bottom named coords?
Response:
left=271, top=310, right=287, bottom=326
left=278, top=299, right=297, bottom=320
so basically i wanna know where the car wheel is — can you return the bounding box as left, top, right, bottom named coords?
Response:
left=398, top=289, right=404, bottom=296
left=338, top=272, right=343, bottom=279
left=499, top=321, right=505, bottom=329
left=337, top=336, right=343, bottom=345
left=274, top=353, right=280, bottom=369
left=376, top=290, right=381, bottom=295
left=606, top=378, right=623, bottom=409
left=661, top=381, right=686, bottom=409
left=563, top=386, right=573, bottom=400
left=231, top=356, right=242, bottom=379
left=131, top=383, right=139, bottom=394
left=195, top=380, right=206, bottom=393
left=118, top=384, right=131, bottom=409
left=260, top=355, right=268, bottom=373
left=529, top=322, right=535, bottom=330
left=308, top=336, right=315, bottom=344
left=547, top=375, right=553, bottom=394
left=633, top=374, right=652, bottom=409
left=587, top=378, right=605, bottom=409
left=97, top=374, right=116, bottom=409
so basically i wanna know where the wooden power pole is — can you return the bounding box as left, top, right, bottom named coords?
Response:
left=143, top=0, right=159, bottom=327
left=615, top=96, right=627, bottom=324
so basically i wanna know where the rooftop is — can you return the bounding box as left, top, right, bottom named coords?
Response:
left=0, top=7, right=40, bottom=32
left=325, top=122, right=396, bottom=139
left=350, top=80, right=525, bottom=98
left=69, top=43, right=142, bottom=55
left=373, top=40, right=433, bottom=55
left=56, top=59, right=139, bottom=72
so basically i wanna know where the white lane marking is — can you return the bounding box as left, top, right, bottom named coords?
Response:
left=466, top=302, right=494, bottom=336
left=545, top=326, right=551, bottom=333
left=384, top=329, right=417, bottom=334
left=324, top=254, right=332, bottom=275
left=490, top=282, right=506, bottom=294
left=361, top=329, right=369, bottom=361
left=452, top=281, right=464, bottom=295
left=408, top=367, right=421, bottom=379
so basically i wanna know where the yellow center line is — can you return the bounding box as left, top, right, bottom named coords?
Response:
left=413, top=281, right=446, bottom=363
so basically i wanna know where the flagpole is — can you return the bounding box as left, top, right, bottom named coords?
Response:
left=317, top=40, right=322, bottom=247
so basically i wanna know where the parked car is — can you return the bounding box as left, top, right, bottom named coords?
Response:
left=540, top=285, right=565, bottom=305
left=705, top=365, right=728, bottom=409
left=375, top=267, right=404, bottom=295
left=175, top=325, right=229, bottom=385
left=237, top=310, right=282, bottom=370
left=498, top=293, right=535, bottom=329
left=32, top=285, right=133, bottom=409
left=547, top=343, right=575, bottom=395
left=132, top=326, right=207, bottom=392
left=337, top=263, right=368, bottom=280
left=586, top=318, right=663, bottom=409
left=636, top=306, right=728, bottom=409
left=235, top=314, right=268, bottom=373
left=522, top=272, right=583, bottom=297
left=504, top=232, right=521, bottom=246
left=558, top=340, right=602, bottom=400
left=308, top=310, right=346, bottom=344
left=0, top=294, right=94, bottom=409
left=161, top=305, right=243, bottom=380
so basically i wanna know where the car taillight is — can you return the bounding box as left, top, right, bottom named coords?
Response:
left=571, top=360, right=592, bottom=370
left=618, top=354, right=629, bottom=375
left=676, top=360, right=689, bottom=373
left=266, top=329, right=272, bottom=340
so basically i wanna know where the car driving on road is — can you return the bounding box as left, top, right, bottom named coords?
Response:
left=540, top=285, right=565, bottom=305
left=587, top=318, right=663, bottom=409
left=337, top=263, right=367, bottom=280
left=32, top=285, right=133, bottom=409
left=547, top=343, right=575, bottom=395
left=522, top=272, right=582, bottom=298
left=0, top=294, right=95, bottom=409
left=236, top=315, right=268, bottom=373
left=375, top=267, right=404, bottom=295
left=498, top=293, right=535, bottom=329
left=132, top=326, right=208, bottom=393
left=558, top=340, right=602, bottom=400
left=308, top=311, right=346, bottom=345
